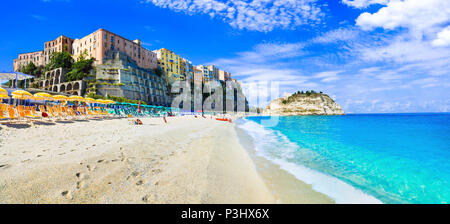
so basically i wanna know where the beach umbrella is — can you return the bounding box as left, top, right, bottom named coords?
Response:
left=68, top=95, right=84, bottom=102
left=52, top=95, right=68, bottom=101
left=104, top=100, right=116, bottom=104
left=0, top=94, right=9, bottom=99
left=11, top=90, right=32, bottom=99
left=33, top=92, right=53, bottom=100
left=96, top=99, right=106, bottom=104
left=83, top=97, right=96, bottom=103
left=0, top=87, right=7, bottom=96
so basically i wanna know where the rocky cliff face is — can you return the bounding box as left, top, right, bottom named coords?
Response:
left=264, top=93, right=345, bottom=116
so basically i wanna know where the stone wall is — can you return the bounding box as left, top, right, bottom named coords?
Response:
left=33, top=68, right=86, bottom=96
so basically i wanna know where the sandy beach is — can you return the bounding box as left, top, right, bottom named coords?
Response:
left=0, top=116, right=333, bottom=204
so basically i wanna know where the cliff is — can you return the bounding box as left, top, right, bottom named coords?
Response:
left=264, top=92, right=345, bottom=116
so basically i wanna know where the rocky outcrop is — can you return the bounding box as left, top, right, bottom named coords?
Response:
left=264, top=92, right=345, bottom=116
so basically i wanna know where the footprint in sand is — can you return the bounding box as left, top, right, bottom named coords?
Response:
left=76, top=181, right=84, bottom=189
left=97, top=159, right=104, bottom=163
left=0, top=164, right=11, bottom=169
left=75, top=172, right=88, bottom=189
left=136, top=180, right=144, bottom=186
left=142, top=195, right=150, bottom=202
left=126, top=171, right=140, bottom=180
left=152, top=169, right=162, bottom=174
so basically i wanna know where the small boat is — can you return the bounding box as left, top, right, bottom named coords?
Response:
left=215, top=118, right=232, bottom=122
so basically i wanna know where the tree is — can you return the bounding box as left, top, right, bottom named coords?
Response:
left=66, top=55, right=95, bottom=82
left=46, top=51, right=74, bottom=71
left=20, top=62, right=37, bottom=75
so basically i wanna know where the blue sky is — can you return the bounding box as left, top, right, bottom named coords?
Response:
left=1, top=0, right=449, bottom=113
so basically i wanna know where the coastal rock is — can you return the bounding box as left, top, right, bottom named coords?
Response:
left=264, top=92, right=345, bottom=116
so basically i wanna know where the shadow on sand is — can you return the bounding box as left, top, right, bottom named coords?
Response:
left=2, top=123, right=31, bottom=129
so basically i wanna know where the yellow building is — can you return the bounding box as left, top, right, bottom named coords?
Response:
left=153, top=48, right=184, bottom=83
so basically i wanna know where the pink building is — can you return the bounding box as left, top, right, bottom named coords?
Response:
left=43, top=35, right=74, bottom=64
left=72, top=29, right=157, bottom=69
left=13, top=51, right=44, bottom=71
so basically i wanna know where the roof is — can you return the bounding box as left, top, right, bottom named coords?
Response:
left=0, top=72, right=34, bottom=80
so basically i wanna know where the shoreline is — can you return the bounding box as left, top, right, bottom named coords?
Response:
left=236, top=116, right=383, bottom=204
left=234, top=119, right=335, bottom=204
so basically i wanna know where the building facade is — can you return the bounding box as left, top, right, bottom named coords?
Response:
left=43, top=35, right=74, bottom=64
left=219, top=70, right=231, bottom=81
left=72, top=29, right=157, bottom=70
left=193, top=67, right=203, bottom=85
left=180, top=58, right=194, bottom=80
left=13, top=51, right=44, bottom=71
left=207, top=65, right=219, bottom=81
left=95, top=51, right=168, bottom=106
left=153, top=48, right=186, bottom=83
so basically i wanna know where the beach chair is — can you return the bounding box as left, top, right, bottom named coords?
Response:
left=7, top=108, right=20, bottom=124
left=53, top=106, right=66, bottom=119
left=39, top=105, right=52, bottom=121
left=77, top=107, right=89, bottom=119
left=69, top=107, right=82, bottom=119
left=25, top=106, right=40, bottom=120
left=48, top=107, right=60, bottom=120
left=15, top=106, right=28, bottom=121
left=93, top=107, right=104, bottom=116
left=30, top=106, right=39, bottom=116
left=0, top=108, right=8, bottom=121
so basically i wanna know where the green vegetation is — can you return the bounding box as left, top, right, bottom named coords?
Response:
left=42, top=51, right=94, bottom=82
left=282, top=90, right=324, bottom=104
left=45, top=51, right=74, bottom=71
left=66, top=52, right=95, bottom=82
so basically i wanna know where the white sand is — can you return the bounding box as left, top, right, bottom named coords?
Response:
left=0, top=116, right=276, bottom=203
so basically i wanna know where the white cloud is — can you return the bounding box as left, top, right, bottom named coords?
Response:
left=312, top=27, right=359, bottom=43
left=142, top=0, right=323, bottom=32
left=238, top=42, right=305, bottom=62
left=432, top=26, right=450, bottom=47
left=355, top=0, right=450, bottom=35
left=342, top=0, right=389, bottom=9
left=313, top=70, right=343, bottom=82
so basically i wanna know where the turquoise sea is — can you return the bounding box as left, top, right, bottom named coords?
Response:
left=238, top=114, right=450, bottom=204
